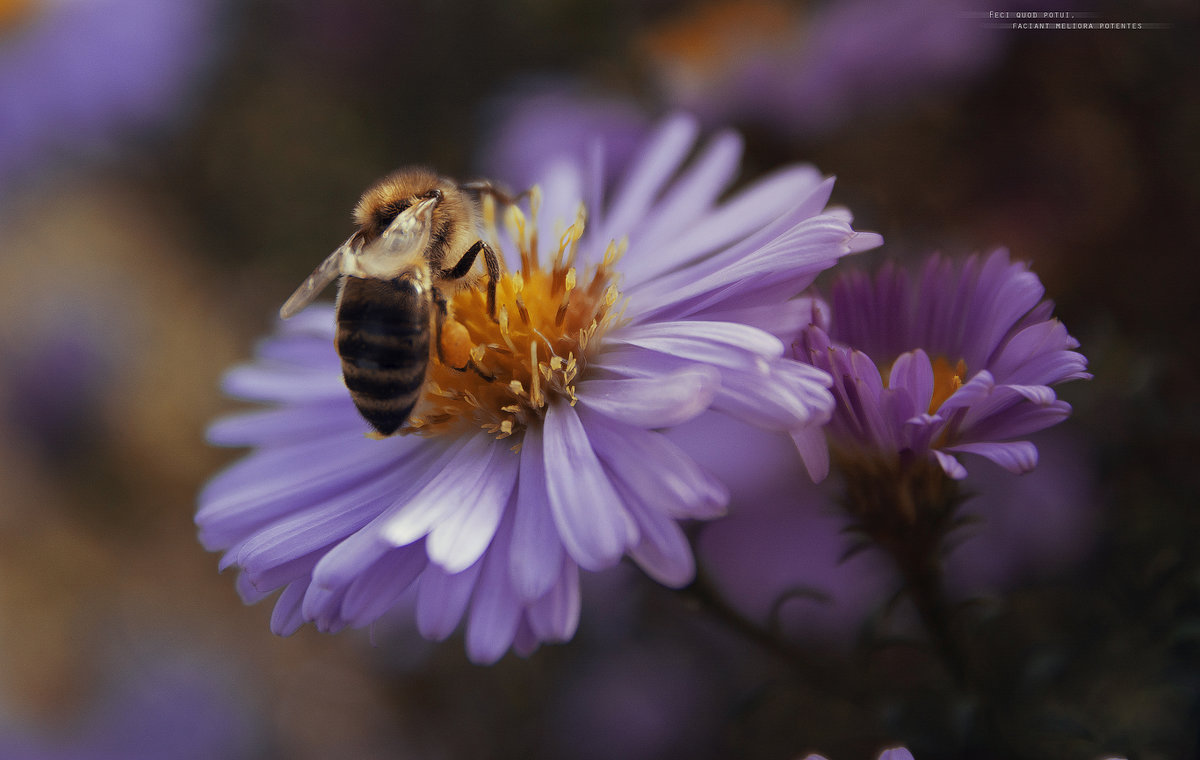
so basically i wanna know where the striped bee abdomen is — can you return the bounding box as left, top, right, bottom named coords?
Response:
left=336, top=276, right=431, bottom=435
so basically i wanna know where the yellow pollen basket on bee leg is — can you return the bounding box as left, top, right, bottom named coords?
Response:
left=439, top=318, right=474, bottom=370
left=407, top=190, right=627, bottom=442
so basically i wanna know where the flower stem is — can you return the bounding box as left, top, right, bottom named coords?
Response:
left=888, top=530, right=969, bottom=688
left=837, top=453, right=972, bottom=688
left=681, top=565, right=810, bottom=663
left=679, top=564, right=863, bottom=705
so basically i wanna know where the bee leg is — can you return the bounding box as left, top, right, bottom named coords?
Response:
left=438, top=240, right=500, bottom=321
left=481, top=244, right=499, bottom=321
left=459, top=180, right=528, bottom=207
left=431, top=288, right=494, bottom=382
left=431, top=288, right=454, bottom=367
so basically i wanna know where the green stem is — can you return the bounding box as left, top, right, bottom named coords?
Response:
left=891, top=539, right=969, bottom=689
left=838, top=453, right=972, bottom=689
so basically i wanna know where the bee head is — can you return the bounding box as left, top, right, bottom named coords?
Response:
left=353, top=168, right=456, bottom=245
left=352, top=192, right=439, bottom=275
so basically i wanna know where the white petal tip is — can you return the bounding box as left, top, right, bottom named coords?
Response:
left=848, top=231, right=885, bottom=253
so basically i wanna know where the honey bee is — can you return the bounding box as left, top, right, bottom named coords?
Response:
left=279, top=167, right=507, bottom=436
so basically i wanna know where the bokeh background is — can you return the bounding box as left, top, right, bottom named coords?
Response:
left=1, top=0, right=1197, bottom=758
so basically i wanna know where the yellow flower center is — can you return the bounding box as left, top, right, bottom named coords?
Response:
left=642, top=0, right=796, bottom=75
left=928, top=356, right=968, bottom=414
left=406, top=192, right=626, bottom=441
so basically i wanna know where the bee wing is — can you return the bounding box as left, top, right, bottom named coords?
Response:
left=383, top=195, right=440, bottom=248
left=278, top=236, right=356, bottom=319
left=341, top=195, right=441, bottom=278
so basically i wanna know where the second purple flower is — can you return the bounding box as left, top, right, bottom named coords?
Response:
left=793, top=249, right=1091, bottom=484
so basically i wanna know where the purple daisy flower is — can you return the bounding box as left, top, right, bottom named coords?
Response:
left=0, top=0, right=220, bottom=192
left=197, top=114, right=882, bottom=663
left=792, top=249, right=1091, bottom=483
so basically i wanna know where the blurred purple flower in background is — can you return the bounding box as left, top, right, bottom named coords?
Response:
left=793, top=248, right=1091, bottom=482
left=477, top=80, right=651, bottom=193
left=0, top=0, right=221, bottom=191
left=943, top=425, right=1098, bottom=596
left=197, top=115, right=881, bottom=663
left=0, top=283, right=138, bottom=460
left=641, top=0, right=1003, bottom=136
left=0, top=654, right=259, bottom=760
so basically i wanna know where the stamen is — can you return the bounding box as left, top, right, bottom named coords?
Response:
left=603, top=238, right=625, bottom=267
left=511, top=276, right=531, bottom=324
left=602, top=284, right=621, bottom=312
left=527, top=186, right=542, bottom=268
left=561, top=205, right=586, bottom=268
left=530, top=341, right=542, bottom=408
left=528, top=185, right=543, bottom=220
left=498, top=305, right=518, bottom=354
left=506, top=205, right=529, bottom=271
